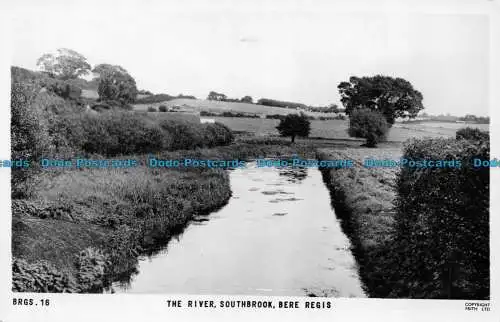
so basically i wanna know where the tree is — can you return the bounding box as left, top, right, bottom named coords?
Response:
left=348, top=109, right=388, bottom=147
left=93, top=64, right=138, bottom=104
left=276, top=113, right=311, bottom=143
left=207, top=91, right=227, bottom=101
left=36, top=48, right=91, bottom=80
left=328, top=104, right=339, bottom=113
left=241, top=96, right=253, bottom=103
left=338, top=75, right=424, bottom=126
left=92, top=64, right=129, bottom=77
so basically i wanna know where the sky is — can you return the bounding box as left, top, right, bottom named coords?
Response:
left=6, top=0, right=492, bottom=116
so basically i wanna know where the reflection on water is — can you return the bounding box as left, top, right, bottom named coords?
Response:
left=278, top=167, right=308, bottom=183
left=111, top=162, right=365, bottom=297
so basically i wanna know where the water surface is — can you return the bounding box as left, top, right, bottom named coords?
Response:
left=113, top=162, right=365, bottom=297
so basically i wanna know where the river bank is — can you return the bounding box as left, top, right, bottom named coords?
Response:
left=12, top=140, right=319, bottom=293
left=317, top=147, right=402, bottom=297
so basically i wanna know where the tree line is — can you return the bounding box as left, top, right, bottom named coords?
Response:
left=207, top=92, right=342, bottom=114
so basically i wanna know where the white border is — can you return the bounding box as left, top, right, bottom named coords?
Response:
left=0, top=1, right=498, bottom=321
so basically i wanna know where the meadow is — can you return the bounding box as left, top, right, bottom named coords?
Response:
left=210, top=117, right=488, bottom=142
left=133, top=98, right=339, bottom=118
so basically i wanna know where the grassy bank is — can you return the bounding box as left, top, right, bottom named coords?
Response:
left=12, top=158, right=231, bottom=292
left=317, top=147, right=402, bottom=297
left=318, top=135, right=489, bottom=299
left=12, top=139, right=318, bottom=293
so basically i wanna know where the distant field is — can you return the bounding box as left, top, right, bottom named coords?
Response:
left=81, top=89, right=99, bottom=99
left=81, top=90, right=150, bottom=101
left=212, top=117, right=488, bottom=142
left=135, top=111, right=200, bottom=124
left=133, top=98, right=338, bottom=118
left=86, top=92, right=490, bottom=141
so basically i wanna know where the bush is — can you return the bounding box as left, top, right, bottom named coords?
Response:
left=266, top=114, right=285, bottom=120
left=158, top=105, right=167, bottom=112
left=11, top=81, right=53, bottom=198
left=158, top=119, right=205, bottom=150
left=42, top=78, right=82, bottom=100
left=11, top=82, right=52, bottom=161
left=393, top=137, right=489, bottom=299
left=200, top=110, right=217, bottom=116
left=75, top=247, right=109, bottom=292
left=456, top=127, right=489, bottom=142
left=64, top=111, right=168, bottom=156
left=202, top=123, right=234, bottom=147
left=12, top=258, right=79, bottom=292
left=147, top=106, right=157, bottom=112
left=348, top=109, right=388, bottom=147
left=50, top=110, right=236, bottom=156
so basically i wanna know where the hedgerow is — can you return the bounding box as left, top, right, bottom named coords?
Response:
left=392, top=136, right=489, bottom=299
left=456, top=127, right=490, bottom=142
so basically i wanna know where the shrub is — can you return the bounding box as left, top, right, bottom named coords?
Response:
left=159, top=119, right=205, bottom=150
left=11, top=81, right=53, bottom=198
left=75, top=247, right=109, bottom=292
left=456, top=127, right=489, bottom=142
left=42, top=78, right=82, bottom=99
left=65, top=111, right=167, bottom=156
left=147, top=106, right=157, bottom=112
left=200, top=110, right=217, bottom=116
left=12, top=258, right=79, bottom=292
left=219, top=111, right=259, bottom=118
left=266, top=114, right=285, bottom=120
left=393, top=137, right=489, bottom=299
left=348, top=109, right=388, bottom=147
left=203, top=122, right=234, bottom=147
left=11, top=82, right=51, bottom=161
left=158, top=105, right=167, bottom=112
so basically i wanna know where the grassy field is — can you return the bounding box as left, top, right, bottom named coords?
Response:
left=133, top=98, right=339, bottom=118
left=135, top=111, right=200, bottom=123
left=211, top=117, right=489, bottom=141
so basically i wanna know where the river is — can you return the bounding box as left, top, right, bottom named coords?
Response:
left=112, top=162, right=365, bottom=297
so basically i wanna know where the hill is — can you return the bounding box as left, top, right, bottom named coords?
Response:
left=133, top=98, right=339, bottom=118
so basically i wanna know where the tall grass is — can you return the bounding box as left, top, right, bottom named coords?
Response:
left=11, top=74, right=235, bottom=292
